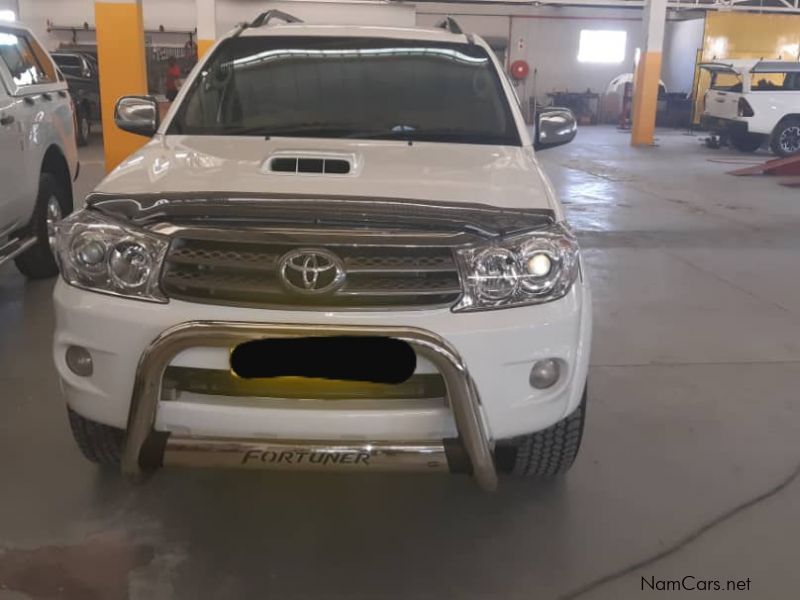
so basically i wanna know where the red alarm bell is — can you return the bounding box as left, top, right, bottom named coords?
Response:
left=510, top=60, right=530, bottom=81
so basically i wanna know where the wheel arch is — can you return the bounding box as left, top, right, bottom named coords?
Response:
left=41, top=145, right=74, bottom=211
left=772, top=113, right=800, bottom=132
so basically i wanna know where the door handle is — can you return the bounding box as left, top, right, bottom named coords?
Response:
left=42, top=92, right=52, bottom=101
left=23, top=96, right=35, bottom=105
left=0, top=115, right=14, bottom=126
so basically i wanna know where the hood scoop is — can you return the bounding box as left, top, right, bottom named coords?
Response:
left=265, top=152, right=356, bottom=176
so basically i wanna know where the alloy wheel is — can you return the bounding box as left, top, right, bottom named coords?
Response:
left=779, top=126, right=800, bottom=154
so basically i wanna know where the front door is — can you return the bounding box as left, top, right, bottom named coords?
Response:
left=0, top=78, right=25, bottom=235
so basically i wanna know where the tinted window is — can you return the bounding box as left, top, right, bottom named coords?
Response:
left=751, top=72, right=800, bottom=91
left=53, top=54, right=83, bottom=76
left=0, top=27, right=55, bottom=86
left=169, top=36, right=520, bottom=146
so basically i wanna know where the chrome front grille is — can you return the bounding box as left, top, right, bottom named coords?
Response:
left=161, top=233, right=463, bottom=309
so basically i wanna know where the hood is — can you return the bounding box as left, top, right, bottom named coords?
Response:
left=96, top=136, right=557, bottom=212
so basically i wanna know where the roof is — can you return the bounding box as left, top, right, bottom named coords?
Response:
left=700, top=59, right=800, bottom=74
left=235, top=23, right=471, bottom=44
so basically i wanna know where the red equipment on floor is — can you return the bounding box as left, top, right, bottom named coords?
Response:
left=728, top=154, right=800, bottom=176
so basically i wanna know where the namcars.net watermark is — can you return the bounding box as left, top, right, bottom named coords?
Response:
left=642, top=576, right=752, bottom=592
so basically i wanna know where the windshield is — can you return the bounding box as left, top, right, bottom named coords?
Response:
left=168, top=36, right=521, bottom=146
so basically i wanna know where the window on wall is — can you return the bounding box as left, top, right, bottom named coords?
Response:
left=577, top=30, right=627, bottom=64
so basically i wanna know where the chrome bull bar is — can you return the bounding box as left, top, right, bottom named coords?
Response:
left=122, top=321, right=499, bottom=491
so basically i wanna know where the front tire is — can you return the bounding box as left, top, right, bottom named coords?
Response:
left=67, top=408, right=124, bottom=467
left=14, top=172, right=72, bottom=279
left=729, top=131, right=763, bottom=153
left=770, top=118, right=800, bottom=157
left=494, top=388, right=587, bottom=477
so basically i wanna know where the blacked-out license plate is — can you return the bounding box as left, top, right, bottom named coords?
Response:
left=230, top=336, right=416, bottom=385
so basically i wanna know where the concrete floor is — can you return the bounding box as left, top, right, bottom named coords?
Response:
left=1, top=127, right=799, bottom=599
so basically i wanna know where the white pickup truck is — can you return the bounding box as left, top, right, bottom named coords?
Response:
left=0, top=21, right=78, bottom=278
left=700, top=60, right=800, bottom=156
left=52, top=13, right=590, bottom=491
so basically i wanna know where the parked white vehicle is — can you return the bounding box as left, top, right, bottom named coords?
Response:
left=52, top=12, right=591, bottom=491
left=700, top=60, right=800, bottom=156
left=0, top=22, right=78, bottom=277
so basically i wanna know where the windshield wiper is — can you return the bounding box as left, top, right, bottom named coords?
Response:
left=219, top=122, right=361, bottom=137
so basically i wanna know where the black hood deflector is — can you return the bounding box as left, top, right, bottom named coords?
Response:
left=87, top=192, right=556, bottom=239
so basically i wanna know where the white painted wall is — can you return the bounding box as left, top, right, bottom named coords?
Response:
left=0, top=0, right=17, bottom=17
left=215, top=0, right=415, bottom=34
left=18, top=0, right=414, bottom=50
left=662, top=17, right=704, bottom=94
left=14, top=0, right=702, bottom=102
left=418, top=6, right=644, bottom=106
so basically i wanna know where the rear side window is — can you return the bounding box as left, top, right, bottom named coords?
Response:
left=751, top=72, right=800, bottom=91
left=0, top=27, right=56, bottom=87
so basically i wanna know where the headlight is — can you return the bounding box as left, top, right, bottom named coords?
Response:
left=54, top=210, right=169, bottom=302
left=453, top=223, right=579, bottom=312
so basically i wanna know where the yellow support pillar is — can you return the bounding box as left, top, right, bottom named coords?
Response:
left=197, top=0, right=216, bottom=59
left=95, top=0, right=148, bottom=172
left=631, top=0, right=667, bottom=146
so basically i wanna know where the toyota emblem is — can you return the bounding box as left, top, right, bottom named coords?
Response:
left=278, top=248, right=346, bottom=295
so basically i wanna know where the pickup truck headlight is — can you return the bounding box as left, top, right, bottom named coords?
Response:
left=54, top=210, right=169, bottom=302
left=453, top=223, right=579, bottom=312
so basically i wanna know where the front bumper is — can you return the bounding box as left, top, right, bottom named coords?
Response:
left=54, top=279, right=591, bottom=487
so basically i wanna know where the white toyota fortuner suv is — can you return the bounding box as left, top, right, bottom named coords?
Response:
left=53, top=13, right=590, bottom=491
left=0, top=21, right=78, bottom=278
left=700, top=59, right=800, bottom=156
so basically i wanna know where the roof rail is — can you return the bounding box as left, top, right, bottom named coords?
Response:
left=235, top=9, right=303, bottom=36
left=436, top=17, right=463, bottom=35
left=250, top=9, right=303, bottom=28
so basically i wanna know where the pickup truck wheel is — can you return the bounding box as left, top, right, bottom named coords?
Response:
left=14, top=172, right=72, bottom=279
left=67, top=408, right=124, bottom=466
left=729, top=132, right=763, bottom=153
left=770, top=118, right=800, bottom=157
left=494, top=387, right=587, bottom=477
left=76, top=108, right=91, bottom=147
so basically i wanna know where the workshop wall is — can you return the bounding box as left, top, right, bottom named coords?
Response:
left=417, top=6, right=644, bottom=105
left=0, top=0, right=17, bottom=15
left=16, top=0, right=705, bottom=114
left=215, top=0, right=415, bottom=33
left=662, top=17, right=704, bottom=94
left=20, top=0, right=415, bottom=50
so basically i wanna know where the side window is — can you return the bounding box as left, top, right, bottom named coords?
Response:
left=0, top=27, right=56, bottom=87
left=784, top=73, right=800, bottom=91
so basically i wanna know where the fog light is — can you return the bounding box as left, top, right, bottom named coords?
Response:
left=530, top=359, right=560, bottom=389
left=66, top=345, right=93, bottom=377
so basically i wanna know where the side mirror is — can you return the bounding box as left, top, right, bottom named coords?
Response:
left=114, top=95, right=159, bottom=137
left=535, top=107, right=577, bottom=150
